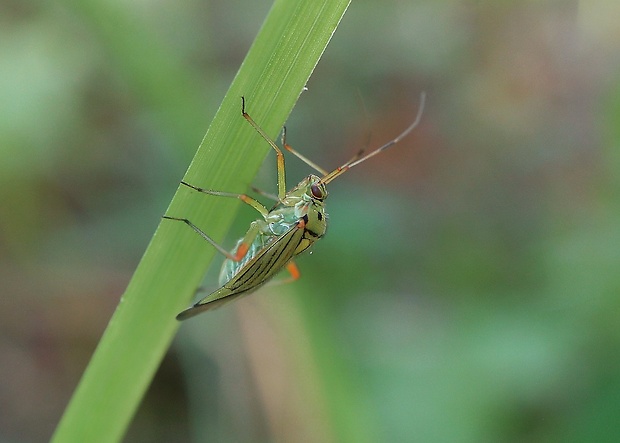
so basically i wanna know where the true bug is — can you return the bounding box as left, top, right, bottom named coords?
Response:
left=165, top=93, right=425, bottom=320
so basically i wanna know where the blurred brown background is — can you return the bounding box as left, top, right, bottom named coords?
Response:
left=1, top=0, right=619, bottom=442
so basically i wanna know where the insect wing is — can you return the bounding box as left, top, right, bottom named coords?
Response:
left=226, top=223, right=305, bottom=292
left=175, top=285, right=239, bottom=320
left=176, top=224, right=305, bottom=320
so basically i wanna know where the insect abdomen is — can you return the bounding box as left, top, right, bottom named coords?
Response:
left=226, top=226, right=304, bottom=293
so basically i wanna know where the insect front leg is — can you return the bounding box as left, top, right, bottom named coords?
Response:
left=250, top=186, right=279, bottom=202
left=280, top=127, right=328, bottom=175
left=241, top=96, right=287, bottom=200
left=231, top=220, right=263, bottom=261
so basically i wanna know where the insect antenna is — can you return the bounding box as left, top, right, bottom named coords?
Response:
left=343, top=148, right=366, bottom=167
left=279, top=90, right=372, bottom=175
left=320, top=92, right=426, bottom=184
left=346, top=88, right=373, bottom=165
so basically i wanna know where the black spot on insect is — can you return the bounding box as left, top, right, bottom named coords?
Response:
left=302, top=214, right=309, bottom=224
left=304, top=229, right=322, bottom=240
left=317, top=212, right=323, bottom=221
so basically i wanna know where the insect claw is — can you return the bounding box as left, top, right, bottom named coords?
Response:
left=162, top=215, right=186, bottom=222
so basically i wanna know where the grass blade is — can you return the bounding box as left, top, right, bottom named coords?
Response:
left=51, top=0, right=351, bottom=441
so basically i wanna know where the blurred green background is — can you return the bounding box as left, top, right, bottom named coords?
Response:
left=2, top=0, right=620, bottom=442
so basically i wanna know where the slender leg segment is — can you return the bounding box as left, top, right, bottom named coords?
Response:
left=241, top=96, right=287, bottom=200
left=162, top=216, right=238, bottom=260
left=180, top=181, right=269, bottom=218
left=281, top=127, right=328, bottom=175
left=241, top=93, right=426, bottom=186
left=230, top=221, right=262, bottom=260
left=162, top=216, right=261, bottom=262
left=285, top=261, right=301, bottom=281
left=164, top=178, right=270, bottom=263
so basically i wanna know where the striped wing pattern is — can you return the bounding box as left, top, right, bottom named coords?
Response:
left=176, top=224, right=304, bottom=320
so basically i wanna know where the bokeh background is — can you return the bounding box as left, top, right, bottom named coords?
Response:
left=2, top=0, right=620, bottom=441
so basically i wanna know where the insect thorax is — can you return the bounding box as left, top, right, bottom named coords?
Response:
left=218, top=176, right=329, bottom=286
left=275, top=175, right=328, bottom=240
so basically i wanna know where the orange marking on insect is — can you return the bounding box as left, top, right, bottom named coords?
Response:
left=234, top=243, right=250, bottom=261
left=165, top=94, right=425, bottom=320
left=286, top=262, right=301, bottom=281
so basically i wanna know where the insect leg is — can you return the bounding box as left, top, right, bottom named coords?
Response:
left=180, top=181, right=269, bottom=218
left=231, top=220, right=262, bottom=261
left=162, top=216, right=238, bottom=260
left=162, top=216, right=261, bottom=262
left=264, top=261, right=301, bottom=286
left=280, top=127, right=328, bottom=175
left=284, top=261, right=301, bottom=282
left=241, top=96, right=287, bottom=200
left=250, top=186, right=279, bottom=202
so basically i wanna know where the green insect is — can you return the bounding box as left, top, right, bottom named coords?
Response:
left=165, top=94, right=425, bottom=320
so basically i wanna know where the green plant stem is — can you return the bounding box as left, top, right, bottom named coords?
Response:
left=51, top=0, right=350, bottom=441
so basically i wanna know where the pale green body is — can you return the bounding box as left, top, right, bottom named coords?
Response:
left=220, top=175, right=327, bottom=284
left=168, top=93, right=424, bottom=321
left=176, top=175, right=328, bottom=319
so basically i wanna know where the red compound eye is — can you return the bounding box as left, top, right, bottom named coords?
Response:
left=310, top=183, right=324, bottom=200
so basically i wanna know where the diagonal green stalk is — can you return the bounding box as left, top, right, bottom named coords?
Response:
left=51, top=0, right=351, bottom=441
